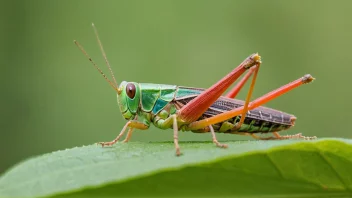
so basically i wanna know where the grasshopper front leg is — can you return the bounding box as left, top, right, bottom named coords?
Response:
left=99, top=120, right=149, bottom=147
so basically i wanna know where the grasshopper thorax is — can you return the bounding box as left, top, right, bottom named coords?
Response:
left=117, top=81, right=140, bottom=120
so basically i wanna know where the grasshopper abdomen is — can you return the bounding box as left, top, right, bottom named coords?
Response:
left=173, top=86, right=295, bottom=134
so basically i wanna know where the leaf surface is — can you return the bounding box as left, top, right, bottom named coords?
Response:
left=1, top=138, right=352, bottom=198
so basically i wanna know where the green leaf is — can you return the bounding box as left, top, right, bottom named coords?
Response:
left=1, top=138, right=352, bottom=198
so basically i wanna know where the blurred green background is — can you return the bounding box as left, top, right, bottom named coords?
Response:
left=1, top=0, right=351, bottom=174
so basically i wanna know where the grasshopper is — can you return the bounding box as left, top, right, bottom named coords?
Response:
left=74, top=24, right=316, bottom=156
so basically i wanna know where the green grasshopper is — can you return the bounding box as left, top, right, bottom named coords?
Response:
left=74, top=24, right=316, bottom=156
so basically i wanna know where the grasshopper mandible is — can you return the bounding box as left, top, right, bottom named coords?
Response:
left=74, top=24, right=316, bottom=156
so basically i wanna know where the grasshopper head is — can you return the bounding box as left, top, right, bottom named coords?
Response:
left=116, top=81, right=140, bottom=120
left=74, top=24, right=142, bottom=120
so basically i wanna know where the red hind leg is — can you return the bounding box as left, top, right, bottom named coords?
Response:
left=226, top=67, right=256, bottom=98
left=177, top=53, right=261, bottom=123
left=186, top=74, right=315, bottom=131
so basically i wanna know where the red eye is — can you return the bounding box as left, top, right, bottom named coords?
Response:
left=126, top=83, right=136, bottom=99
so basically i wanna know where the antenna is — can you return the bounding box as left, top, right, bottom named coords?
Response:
left=92, top=23, right=118, bottom=87
left=74, top=40, right=118, bottom=92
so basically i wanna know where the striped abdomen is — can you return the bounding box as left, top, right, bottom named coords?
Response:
left=174, top=87, right=295, bottom=133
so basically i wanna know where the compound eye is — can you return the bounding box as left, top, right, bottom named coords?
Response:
left=126, top=83, right=136, bottom=99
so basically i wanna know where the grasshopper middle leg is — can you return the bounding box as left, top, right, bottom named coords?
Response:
left=156, top=116, right=229, bottom=155
left=154, top=114, right=181, bottom=156
left=209, top=125, right=228, bottom=148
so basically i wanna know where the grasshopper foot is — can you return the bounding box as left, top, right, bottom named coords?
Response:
left=213, top=138, right=228, bottom=148
left=277, top=133, right=317, bottom=140
left=175, top=148, right=182, bottom=156
left=122, top=139, right=128, bottom=143
left=98, top=140, right=118, bottom=147
left=218, top=143, right=228, bottom=148
left=251, top=132, right=317, bottom=140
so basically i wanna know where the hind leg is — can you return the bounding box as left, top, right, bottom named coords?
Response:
left=178, top=53, right=260, bottom=123
left=187, top=74, right=315, bottom=131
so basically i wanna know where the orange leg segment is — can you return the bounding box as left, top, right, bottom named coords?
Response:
left=187, top=74, right=315, bottom=131
left=233, top=62, right=261, bottom=130
left=226, top=67, right=256, bottom=98
left=178, top=53, right=261, bottom=123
